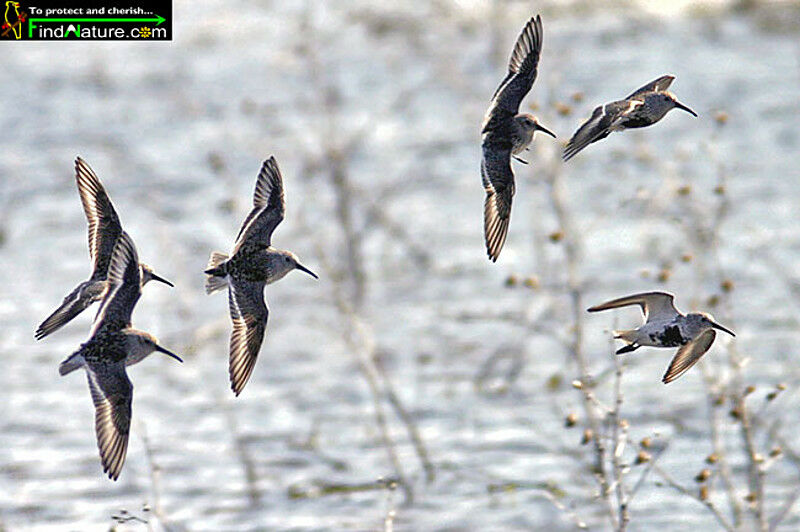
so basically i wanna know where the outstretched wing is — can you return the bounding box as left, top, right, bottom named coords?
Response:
left=227, top=279, right=268, bottom=396
left=481, top=140, right=515, bottom=262
left=86, top=361, right=132, bottom=480
left=562, top=100, right=639, bottom=161
left=233, top=157, right=285, bottom=253
left=588, top=291, right=678, bottom=322
left=625, top=75, right=675, bottom=100
left=75, top=157, right=123, bottom=276
left=662, top=329, right=716, bottom=384
left=92, top=231, right=141, bottom=332
left=483, top=15, right=544, bottom=132
left=34, top=281, right=105, bottom=340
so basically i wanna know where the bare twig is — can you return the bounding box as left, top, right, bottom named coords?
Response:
left=652, top=463, right=735, bottom=532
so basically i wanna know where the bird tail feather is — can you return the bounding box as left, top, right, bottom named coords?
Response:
left=204, top=252, right=229, bottom=294
left=59, top=352, right=84, bottom=376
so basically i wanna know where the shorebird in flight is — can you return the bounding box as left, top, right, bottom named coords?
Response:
left=587, top=291, right=734, bottom=383
left=481, top=14, right=556, bottom=262
left=35, top=157, right=172, bottom=340
left=563, top=75, right=696, bottom=162
left=59, top=231, right=182, bottom=480
left=204, top=157, right=318, bottom=396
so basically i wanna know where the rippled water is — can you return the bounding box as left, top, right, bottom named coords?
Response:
left=2, top=1, right=800, bottom=530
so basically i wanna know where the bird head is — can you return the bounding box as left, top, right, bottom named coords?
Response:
left=664, top=92, right=697, bottom=117
left=275, top=250, right=318, bottom=280
left=517, top=113, right=557, bottom=138
left=140, top=263, right=174, bottom=287
left=126, top=330, right=183, bottom=365
left=690, top=312, right=735, bottom=337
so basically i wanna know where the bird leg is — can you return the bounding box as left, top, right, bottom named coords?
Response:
left=512, top=156, right=529, bottom=165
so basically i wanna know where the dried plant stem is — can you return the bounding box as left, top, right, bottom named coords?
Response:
left=139, top=422, right=170, bottom=528
left=652, top=463, right=735, bottom=532
left=736, top=392, right=768, bottom=531
left=218, top=395, right=261, bottom=506
left=701, top=370, right=743, bottom=528
left=610, top=348, right=629, bottom=532
left=543, top=168, right=617, bottom=528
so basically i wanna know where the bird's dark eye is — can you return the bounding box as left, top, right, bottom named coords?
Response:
left=285, top=257, right=291, bottom=262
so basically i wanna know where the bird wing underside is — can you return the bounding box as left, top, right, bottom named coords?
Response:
left=227, top=279, right=268, bottom=396
left=662, top=329, right=716, bottom=383
left=75, top=157, right=123, bottom=275
left=481, top=141, right=515, bottom=262
left=233, top=157, right=286, bottom=254
left=563, top=100, right=635, bottom=161
left=92, top=231, right=141, bottom=334
left=625, top=75, right=675, bottom=100
left=35, top=282, right=100, bottom=340
left=588, top=291, right=678, bottom=322
left=485, top=15, right=543, bottom=130
left=86, top=361, right=132, bottom=480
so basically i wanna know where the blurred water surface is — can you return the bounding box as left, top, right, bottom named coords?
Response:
left=1, top=0, right=800, bottom=530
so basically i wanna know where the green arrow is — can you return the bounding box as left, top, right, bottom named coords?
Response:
left=29, top=14, right=166, bottom=26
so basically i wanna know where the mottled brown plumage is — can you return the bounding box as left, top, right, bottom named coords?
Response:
left=205, top=157, right=317, bottom=396
left=35, top=157, right=172, bottom=340
left=481, top=15, right=556, bottom=262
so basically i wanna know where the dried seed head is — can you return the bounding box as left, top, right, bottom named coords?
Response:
left=714, top=111, right=729, bottom=125
left=744, top=385, right=756, bottom=396
left=657, top=269, right=671, bottom=283
left=695, top=469, right=711, bottom=483
left=554, top=102, right=572, bottom=116
left=635, top=451, right=651, bottom=465
left=640, top=437, right=652, bottom=449
left=681, top=254, right=693, bottom=263
left=721, top=279, right=734, bottom=293
left=565, top=413, right=578, bottom=428
left=572, top=380, right=583, bottom=390
left=706, top=453, right=719, bottom=465
left=770, top=446, right=783, bottom=458
left=713, top=185, right=726, bottom=195
left=549, top=231, right=564, bottom=243
left=505, top=275, right=519, bottom=287
left=581, top=429, right=593, bottom=445
left=677, top=185, right=692, bottom=196
left=523, top=276, right=539, bottom=289
left=699, top=486, right=709, bottom=501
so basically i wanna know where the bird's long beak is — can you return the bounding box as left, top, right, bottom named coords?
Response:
left=155, top=344, right=184, bottom=363
left=674, top=101, right=697, bottom=117
left=535, top=122, right=557, bottom=138
left=710, top=320, right=735, bottom=337
left=150, top=272, right=174, bottom=287
left=295, top=263, right=319, bottom=279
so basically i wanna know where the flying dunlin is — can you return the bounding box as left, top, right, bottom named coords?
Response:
left=35, top=157, right=172, bottom=340
left=481, top=14, right=556, bottom=262
left=563, top=75, right=697, bottom=162
left=59, top=231, right=182, bottom=480
left=587, top=291, right=734, bottom=383
left=204, top=157, right=318, bottom=396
